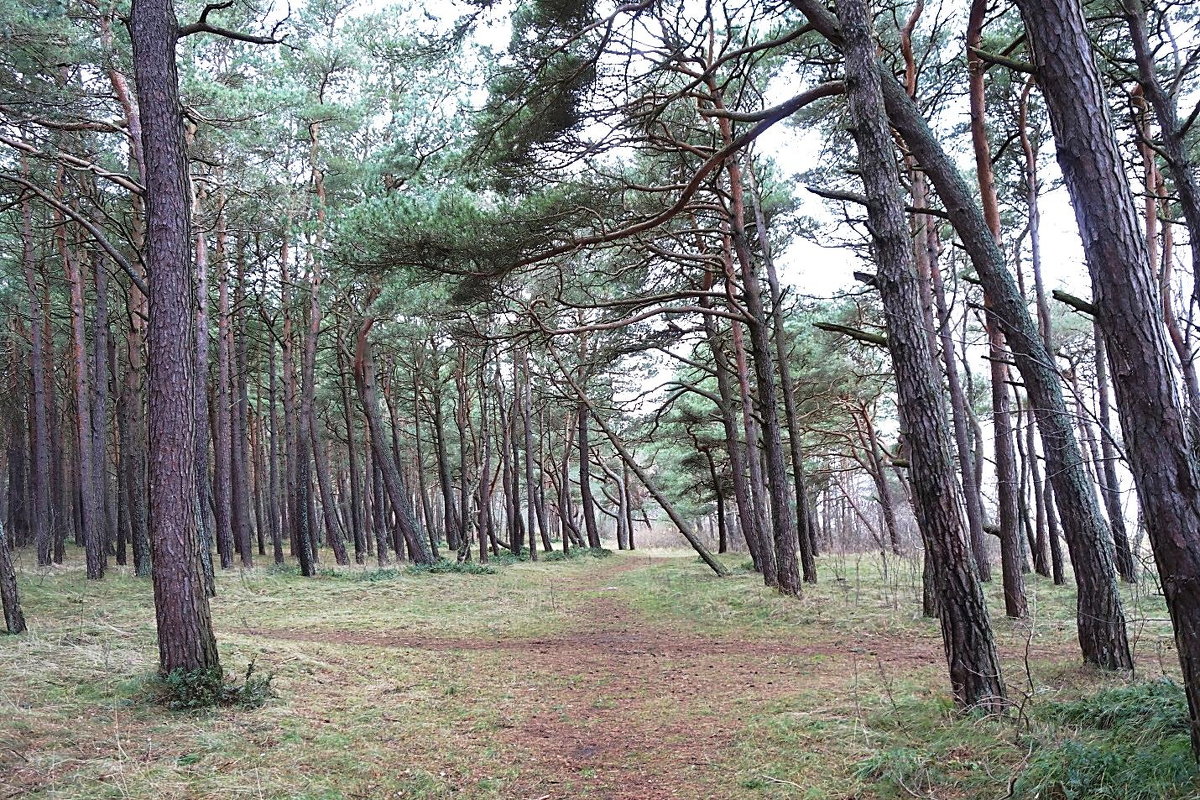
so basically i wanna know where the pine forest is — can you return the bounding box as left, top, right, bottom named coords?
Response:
left=2, top=0, right=1200, bottom=797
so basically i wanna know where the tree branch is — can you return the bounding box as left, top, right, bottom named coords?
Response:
left=813, top=321, right=889, bottom=347
left=969, top=46, right=1035, bottom=74
left=806, top=184, right=950, bottom=219
left=0, top=174, right=148, bottom=296
left=1052, top=289, right=1096, bottom=316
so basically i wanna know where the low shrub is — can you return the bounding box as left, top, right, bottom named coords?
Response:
left=489, top=548, right=529, bottom=565
left=406, top=559, right=496, bottom=576
left=351, top=568, right=403, bottom=582
left=154, top=659, right=275, bottom=711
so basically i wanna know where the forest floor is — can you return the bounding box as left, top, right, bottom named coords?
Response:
left=0, top=547, right=1195, bottom=799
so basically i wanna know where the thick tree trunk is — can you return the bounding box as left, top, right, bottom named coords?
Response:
left=837, top=0, right=1005, bottom=709
left=1015, top=0, right=1200, bottom=751
left=129, top=0, right=220, bottom=675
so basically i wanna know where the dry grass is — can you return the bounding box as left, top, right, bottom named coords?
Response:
left=0, top=547, right=1189, bottom=799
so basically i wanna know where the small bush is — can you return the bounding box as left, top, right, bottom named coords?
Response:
left=351, top=568, right=403, bottom=582
left=490, top=548, right=529, bottom=565
left=542, top=546, right=611, bottom=562
left=265, top=563, right=299, bottom=576
left=1014, top=737, right=1197, bottom=800
left=155, top=660, right=275, bottom=712
left=1040, top=678, right=1189, bottom=738
left=406, top=559, right=496, bottom=576
left=570, top=546, right=612, bottom=559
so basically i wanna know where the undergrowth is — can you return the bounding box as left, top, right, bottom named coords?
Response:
left=544, top=546, right=614, bottom=562
left=407, top=559, right=497, bottom=575
left=854, top=680, right=1200, bottom=800
left=1013, top=680, right=1200, bottom=800
left=152, top=660, right=275, bottom=711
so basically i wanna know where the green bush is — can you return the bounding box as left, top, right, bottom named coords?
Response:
left=406, top=559, right=496, bottom=576
left=155, top=660, right=275, bottom=711
left=1039, top=678, right=1189, bottom=738
left=351, top=568, right=403, bottom=582
left=490, top=548, right=529, bottom=565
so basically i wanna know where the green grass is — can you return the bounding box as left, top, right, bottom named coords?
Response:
left=0, top=547, right=1194, bottom=799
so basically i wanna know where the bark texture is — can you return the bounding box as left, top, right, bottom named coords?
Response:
left=1015, top=0, right=1200, bottom=752
left=837, top=0, right=1005, bottom=710
left=130, top=0, right=220, bottom=675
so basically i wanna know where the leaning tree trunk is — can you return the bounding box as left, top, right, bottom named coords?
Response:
left=837, top=0, right=1005, bottom=710
left=713, top=118, right=800, bottom=595
left=354, top=320, right=433, bottom=565
left=1015, top=0, right=1200, bottom=753
left=789, top=0, right=1132, bottom=672
left=1093, top=327, right=1137, bottom=581
left=129, top=0, right=220, bottom=676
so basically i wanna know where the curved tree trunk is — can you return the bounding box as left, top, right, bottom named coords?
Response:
left=790, top=0, right=1132, bottom=671
left=354, top=320, right=434, bottom=565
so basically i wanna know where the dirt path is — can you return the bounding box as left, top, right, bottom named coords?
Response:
left=245, top=557, right=945, bottom=799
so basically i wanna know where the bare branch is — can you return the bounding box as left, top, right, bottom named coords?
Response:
left=0, top=174, right=148, bottom=296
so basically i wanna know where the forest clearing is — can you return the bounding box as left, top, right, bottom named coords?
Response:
left=1, top=549, right=1192, bottom=799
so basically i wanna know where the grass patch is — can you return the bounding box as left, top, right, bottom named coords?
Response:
left=1013, top=680, right=1200, bottom=799
left=149, top=659, right=275, bottom=711
left=0, top=546, right=1191, bottom=800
